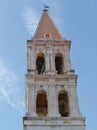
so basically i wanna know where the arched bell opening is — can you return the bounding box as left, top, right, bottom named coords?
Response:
left=55, top=53, right=63, bottom=74
left=36, top=90, right=48, bottom=116
left=36, top=53, right=45, bottom=74
left=58, top=90, right=69, bottom=117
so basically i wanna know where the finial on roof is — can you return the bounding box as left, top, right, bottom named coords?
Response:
left=43, top=5, right=49, bottom=11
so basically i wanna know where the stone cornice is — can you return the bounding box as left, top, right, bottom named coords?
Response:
left=25, top=74, right=78, bottom=82
left=23, top=116, right=86, bottom=126
left=27, top=39, right=71, bottom=50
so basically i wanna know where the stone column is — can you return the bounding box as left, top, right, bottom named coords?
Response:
left=30, top=46, right=34, bottom=70
left=64, top=46, right=72, bottom=72
left=46, top=53, right=56, bottom=75
left=26, top=83, right=37, bottom=117
left=56, top=93, right=60, bottom=116
left=69, top=86, right=82, bottom=117
left=27, top=46, right=30, bottom=69
left=51, top=54, right=56, bottom=70
left=46, top=54, right=50, bottom=71
left=28, top=46, right=36, bottom=74
left=47, top=79, right=60, bottom=117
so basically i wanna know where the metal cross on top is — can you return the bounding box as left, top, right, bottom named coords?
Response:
left=43, top=5, right=49, bottom=11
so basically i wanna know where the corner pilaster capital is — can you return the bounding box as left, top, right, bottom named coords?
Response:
left=26, top=79, right=34, bottom=87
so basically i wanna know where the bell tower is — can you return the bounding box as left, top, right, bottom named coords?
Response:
left=23, top=8, right=86, bottom=130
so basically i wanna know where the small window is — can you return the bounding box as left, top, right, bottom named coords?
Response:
left=45, top=33, right=50, bottom=38
left=44, top=33, right=52, bottom=38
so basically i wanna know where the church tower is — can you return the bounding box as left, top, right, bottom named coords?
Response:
left=23, top=7, right=86, bottom=130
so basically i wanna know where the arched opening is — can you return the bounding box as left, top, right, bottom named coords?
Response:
left=58, top=90, right=69, bottom=117
left=44, top=33, right=52, bottom=38
left=36, top=53, right=45, bottom=74
left=45, top=33, right=50, bottom=38
left=55, top=54, right=63, bottom=74
left=36, top=90, right=48, bottom=116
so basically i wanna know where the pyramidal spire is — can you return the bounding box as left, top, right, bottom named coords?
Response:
left=34, top=7, right=62, bottom=39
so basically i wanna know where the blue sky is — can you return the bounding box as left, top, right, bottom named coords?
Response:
left=0, top=0, right=97, bottom=130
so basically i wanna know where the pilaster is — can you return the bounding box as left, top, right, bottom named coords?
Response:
left=25, top=78, right=37, bottom=117
left=69, top=77, right=82, bottom=117
left=47, top=78, right=60, bottom=117
left=64, top=45, right=72, bottom=72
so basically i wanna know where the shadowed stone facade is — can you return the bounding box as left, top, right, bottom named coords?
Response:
left=23, top=8, right=86, bottom=130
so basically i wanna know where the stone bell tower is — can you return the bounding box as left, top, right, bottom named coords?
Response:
left=23, top=7, right=86, bottom=130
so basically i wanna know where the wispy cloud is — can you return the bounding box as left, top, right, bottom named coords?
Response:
left=22, top=7, right=40, bottom=36
left=0, top=59, right=24, bottom=112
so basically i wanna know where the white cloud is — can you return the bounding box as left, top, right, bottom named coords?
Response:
left=22, top=7, right=40, bottom=36
left=0, top=59, right=24, bottom=112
